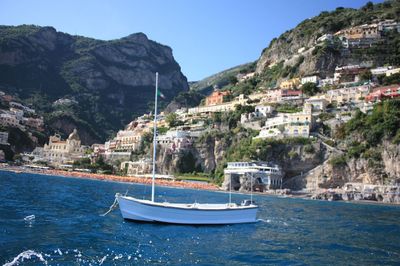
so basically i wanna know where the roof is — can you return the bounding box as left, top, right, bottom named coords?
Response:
left=68, top=129, right=80, bottom=141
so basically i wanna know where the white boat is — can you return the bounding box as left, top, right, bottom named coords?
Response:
left=115, top=72, right=258, bottom=225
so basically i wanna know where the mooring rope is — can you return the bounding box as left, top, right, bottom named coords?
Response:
left=101, top=194, right=119, bottom=216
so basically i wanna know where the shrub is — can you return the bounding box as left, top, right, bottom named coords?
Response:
left=304, top=144, right=315, bottom=153
left=329, top=155, right=347, bottom=166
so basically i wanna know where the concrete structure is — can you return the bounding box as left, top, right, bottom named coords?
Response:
left=386, top=68, right=400, bottom=77
left=316, top=34, right=333, bottom=43
left=319, top=77, right=335, bottom=87
left=224, top=162, right=284, bottom=191
left=280, top=78, right=301, bottom=89
left=114, top=129, right=143, bottom=151
left=9, top=102, right=35, bottom=114
left=0, top=113, right=21, bottom=128
left=157, top=130, right=192, bottom=152
left=334, top=65, right=366, bottom=84
left=262, top=89, right=303, bottom=103
left=254, top=109, right=313, bottom=139
left=335, top=24, right=381, bottom=40
left=305, top=96, right=328, bottom=111
left=365, top=85, right=400, bottom=102
left=301, top=75, right=319, bottom=85
left=188, top=94, right=247, bottom=114
left=377, top=20, right=400, bottom=32
left=9, top=108, right=24, bottom=120
left=325, top=85, right=370, bottom=105
left=237, top=72, right=255, bottom=82
left=22, top=117, right=44, bottom=131
left=40, top=129, right=88, bottom=165
left=371, top=66, right=393, bottom=76
left=205, top=90, right=230, bottom=106
left=121, top=159, right=152, bottom=176
left=255, top=105, right=274, bottom=117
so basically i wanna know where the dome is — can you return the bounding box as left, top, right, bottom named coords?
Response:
left=68, top=129, right=80, bottom=141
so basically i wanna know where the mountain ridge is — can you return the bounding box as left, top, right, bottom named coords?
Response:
left=0, top=24, right=189, bottom=144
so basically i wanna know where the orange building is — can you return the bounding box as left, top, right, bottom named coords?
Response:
left=205, top=90, right=230, bottom=106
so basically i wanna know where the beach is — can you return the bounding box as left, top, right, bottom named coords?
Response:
left=0, top=165, right=219, bottom=191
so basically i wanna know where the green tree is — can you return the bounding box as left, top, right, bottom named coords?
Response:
left=301, top=82, right=320, bottom=96
left=228, top=75, right=238, bottom=85
left=359, top=70, right=372, bottom=81
left=165, top=113, right=183, bottom=128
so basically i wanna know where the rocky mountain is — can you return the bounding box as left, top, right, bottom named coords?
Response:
left=0, top=25, right=189, bottom=144
left=256, top=0, right=400, bottom=87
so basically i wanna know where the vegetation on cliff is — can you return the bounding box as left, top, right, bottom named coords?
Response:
left=256, top=0, right=400, bottom=88
left=0, top=25, right=188, bottom=143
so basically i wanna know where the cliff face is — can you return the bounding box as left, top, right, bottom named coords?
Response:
left=0, top=25, right=189, bottom=144
left=301, top=141, right=400, bottom=190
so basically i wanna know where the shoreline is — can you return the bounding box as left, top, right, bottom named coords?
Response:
left=1, top=166, right=399, bottom=207
left=0, top=166, right=219, bottom=191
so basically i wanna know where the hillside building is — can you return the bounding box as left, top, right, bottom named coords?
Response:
left=121, top=159, right=152, bottom=176
left=157, top=130, right=192, bottom=153
left=301, top=75, right=320, bottom=85
left=40, top=129, right=88, bottom=165
left=0, top=113, right=21, bottom=128
left=365, top=85, right=400, bottom=102
left=223, top=162, right=284, bottom=191
left=325, top=85, right=370, bottom=105
left=304, top=96, right=328, bottom=111
left=205, top=89, right=230, bottom=106
left=280, top=78, right=301, bottom=89
left=254, top=108, right=313, bottom=139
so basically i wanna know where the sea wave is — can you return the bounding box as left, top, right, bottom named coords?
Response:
left=3, top=250, right=47, bottom=266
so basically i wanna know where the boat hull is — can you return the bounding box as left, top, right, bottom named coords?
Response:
left=116, top=196, right=258, bottom=225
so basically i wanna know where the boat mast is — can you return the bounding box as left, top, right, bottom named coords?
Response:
left=250, top=173, right=253, bottom=203
left=151, top=72, right=159, bottom=202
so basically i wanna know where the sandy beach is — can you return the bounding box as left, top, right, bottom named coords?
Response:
left=0, top=165, right=219, bottom=191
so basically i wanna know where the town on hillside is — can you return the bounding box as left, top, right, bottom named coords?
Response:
left=1, top=19, right=400, bottom=203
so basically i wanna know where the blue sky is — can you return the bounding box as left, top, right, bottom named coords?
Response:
left=0, top=0, right=381, bottom=81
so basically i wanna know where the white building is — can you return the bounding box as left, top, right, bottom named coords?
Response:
left=386, top=68, right=400, bottom=77
left=304, top=96, right=328, bottom=111
left=319, top=77, right=335, bottom=87
left=157, top=130, right=192, bottom=152
left=255, top=105, right=274, bottom=117
left=254, top=110, right=313, bottom=139
left=223, top=162, right=284, bottom=191
left=371, top=66, right=393, bottom=76
left=0, top=113, right=21, bottom=128
left=316, top=34, right=333, bottom=43
left=114, top=129, right=143, bottom=151
left=325, top=85, right=370, bottom=104
left=301, top=75, right=320, bottom=85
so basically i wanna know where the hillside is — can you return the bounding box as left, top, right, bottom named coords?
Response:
left=189, top=62, right=256, bottom=94
left=0, top=25, right=189, bottom=144
left=256, top=0, right=400, bottom=87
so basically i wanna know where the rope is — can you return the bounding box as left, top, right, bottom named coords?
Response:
left=101, top=194, right=119, bottom=216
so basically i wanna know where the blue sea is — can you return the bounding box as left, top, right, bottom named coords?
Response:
left=1, top=170, right=400, bottom=265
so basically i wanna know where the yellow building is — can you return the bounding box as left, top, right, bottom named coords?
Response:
left=280, top=78, right=301, bottom=89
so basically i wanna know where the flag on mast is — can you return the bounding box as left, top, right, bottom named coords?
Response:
left=157, top=89, right=166, bottom=99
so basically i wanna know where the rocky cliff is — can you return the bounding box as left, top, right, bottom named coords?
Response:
left=0, top=25, right=189, bottom=144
